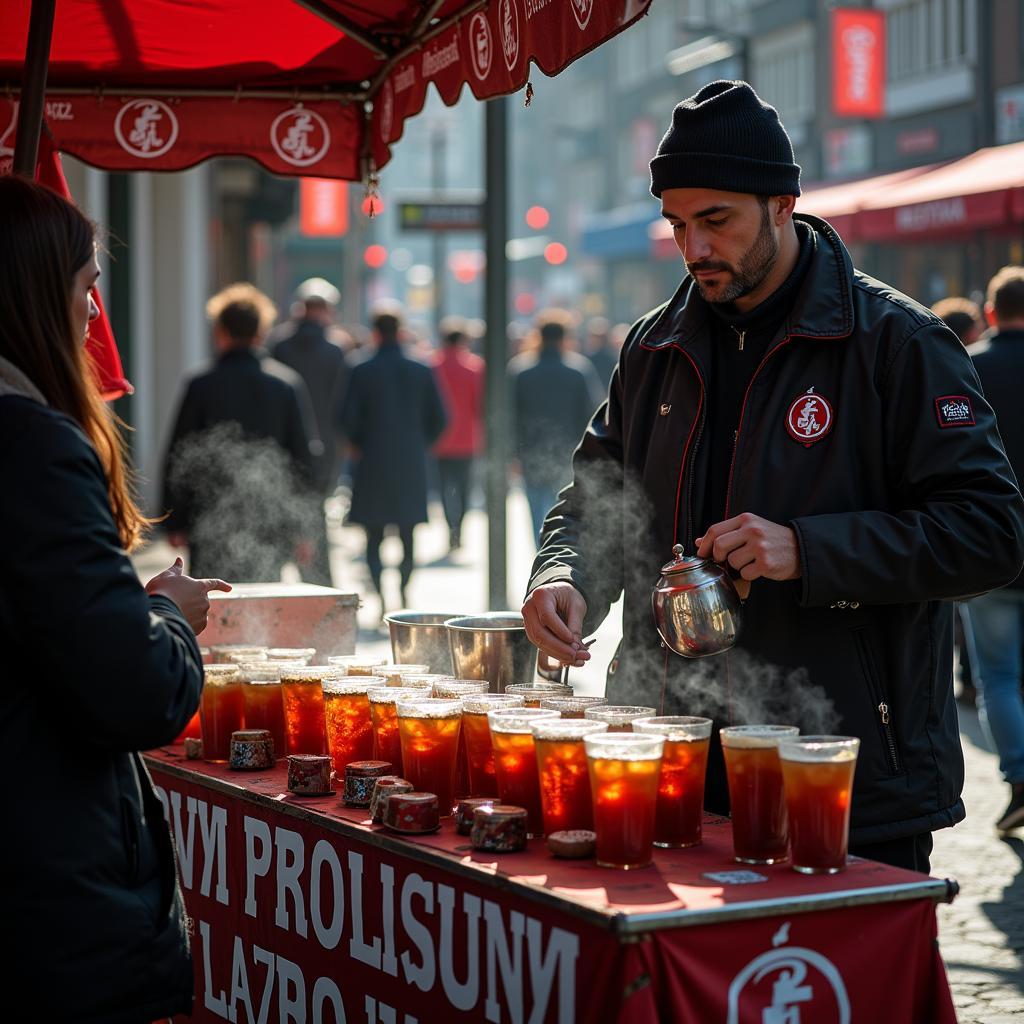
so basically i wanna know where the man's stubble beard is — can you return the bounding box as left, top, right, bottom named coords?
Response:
left=690, top=204, right=779, bottom=305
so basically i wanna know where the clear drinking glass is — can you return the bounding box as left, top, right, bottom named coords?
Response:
left=460, top=694, right=525, bottom=797
left=720, top=724, right=800, bottom=865
left=779, top=735, right=860, bottom=874
left=367, top=686, right=422, bottom=770
left=321, top=676, right=386, bottom=773
left=280, top=666, right=338, bottom=756
left=585, top=732, right=665, bottom=869
left=199, top=664, right=244, bottom=763
left=583, top=705, right=657, bottom=733
left=633, top=716, right=712, bottom=848
left=239, top=667, right=286, bottom=756
left=532, top=719, right=608, bottom=834
left=488, top=708, right=560, bottom=835
left=396, top=698, right=464, bottom=815
left=539, top=695, right=608, bottom=719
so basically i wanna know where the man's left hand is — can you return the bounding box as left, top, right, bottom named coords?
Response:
left=696, top=513, right=801, bottom=598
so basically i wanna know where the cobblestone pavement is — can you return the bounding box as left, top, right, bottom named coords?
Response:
left=135, top=492, right=1024, bottom=1021
left=932, top=708, right=1024, bottom=1023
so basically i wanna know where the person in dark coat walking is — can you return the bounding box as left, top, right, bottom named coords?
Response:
left=162, top=283, right=320, bottom=582
left=0, top=176, right=226, bottom=1022
left=508, top=310, right=604, bottom=543
left=339, top=304, right=447, bottom=612
left=269, top=277, right=351, bottom=585
left=522, top=81, right=1024, bottom=873
left=584, top=316, right=620, bottom=387
left=968, top=265, right=1024, bottom=833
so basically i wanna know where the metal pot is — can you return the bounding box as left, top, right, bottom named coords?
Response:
left=446, top=613, right=538, bottom=693
left=651, top=544, right=742, bottom=658
left=384, top=611, right=462, bottom=673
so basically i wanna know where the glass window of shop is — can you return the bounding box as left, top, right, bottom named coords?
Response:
left=884, top=0, right=976, bottom=81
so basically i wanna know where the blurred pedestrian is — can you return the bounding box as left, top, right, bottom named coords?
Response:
left=968, top=265, right=1024, bottom=832
left=0, top=176, right=223, bottom=1021
left=431, top=315, right=484, bottom=553
left=508, top=310, right=604, bottom=543
left=932, top=296, right=985, bottom=348
left=339, top=304, right=447, bottom=614
left=162, top=283, right=320, bottom=582
left=269, top=277, right=352, bottom=585
left=584, top=316, right=618, bottom=388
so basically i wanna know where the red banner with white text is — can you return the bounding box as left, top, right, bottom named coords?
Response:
left=832, top=8, right=886, bottom=119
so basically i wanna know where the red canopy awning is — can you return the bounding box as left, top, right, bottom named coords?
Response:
left=0, top=0, right=651, bottom=181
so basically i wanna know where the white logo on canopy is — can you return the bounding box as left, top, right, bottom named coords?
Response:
left=115, top=99, right=179, bottom=159
left=271, top=107, right=330, bottom=167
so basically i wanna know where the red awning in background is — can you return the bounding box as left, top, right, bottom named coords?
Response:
left=649, top=140, right=1024, bottom=259
left=0, top=0, right=652, bottom=181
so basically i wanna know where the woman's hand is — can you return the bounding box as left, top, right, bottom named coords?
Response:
left=145, top=557, right=231, bottom=635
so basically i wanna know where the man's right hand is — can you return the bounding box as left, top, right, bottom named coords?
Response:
left=522, top=582, right=590, bottom=667
left=145, top=557, right=232, bottom=635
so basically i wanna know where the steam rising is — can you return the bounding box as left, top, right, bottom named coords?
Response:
left=546, top=443, right=839, bottom=734
left=166, top=422, right=321, bottom=583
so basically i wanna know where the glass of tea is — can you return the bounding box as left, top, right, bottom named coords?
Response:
left=583, top=705, right=657, bottom=733
left=396, top=698, right=464, bottom=815
left=199, top=664, right=244, bottom=763
left=429, top=681, right=488, bottom=799
left=239, top=667, right=287, bottom=756
left=264, top=647, right=316, bottom=664
left=280, top=667, right=337, bottom=756
left=400, top=673, right=453, bottom=691
left=504, top=682, right=573, bottom=708
left=532, top=719, right=609, bottom=834
left=585, top=732, right=665, bottom=869
left=326, top=654, right=388, bottom=676
left=367, top=687, right=423, bottom=771
left=539, top=695, right=608, bottom=719
left=381, top=664, right=431, bottom=686
left=633, top=716, right=713, bottom=848
left=488, top=708, right=560, bottom=836
left=322, top=676, right=386, bottom=774
left=460, top=694, right=525, bottom=797
left=779, top=736, right=860, bottom=874
left=210, top=644, right=267, bottom=664
left=721, top=724, right=800, bottom=865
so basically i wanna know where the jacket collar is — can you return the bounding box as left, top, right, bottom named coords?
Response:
left=0, top=354, right=48, bottom=406
left=639, top=213, right=856, bottom=351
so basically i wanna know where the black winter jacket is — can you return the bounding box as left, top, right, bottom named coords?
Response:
left=0, top=390, right=201, bottom=1021
left=530, top=216, right=1024, bottom=843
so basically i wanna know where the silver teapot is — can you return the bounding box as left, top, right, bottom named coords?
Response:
left=652, top=544, right=743, bottom=658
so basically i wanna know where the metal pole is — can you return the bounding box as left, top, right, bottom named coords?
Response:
left=484, top=96, right=509, bottom=611
left=12, top=0, right=56, bottom=177
left=432, top=126, right=447, bottom=341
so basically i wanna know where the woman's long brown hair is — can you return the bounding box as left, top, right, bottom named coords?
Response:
left=0, top=176, right=149, bottom=550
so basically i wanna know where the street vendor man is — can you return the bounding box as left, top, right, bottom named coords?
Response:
left=522, top=80, right=1024, bottom=873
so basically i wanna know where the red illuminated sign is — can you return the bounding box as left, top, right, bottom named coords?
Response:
left=299, top=178, right=349, bottom=237
left=832, top=9, right=886, bottom=119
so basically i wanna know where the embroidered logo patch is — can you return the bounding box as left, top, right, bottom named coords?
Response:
left=935, top=395, right=975, bottom=428
left=785, top=388, right=833, bottom=446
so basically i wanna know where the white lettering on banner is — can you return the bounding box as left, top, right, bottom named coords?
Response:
left=365, top=995, right=418, bottom=1024
left=310, top=839, right=345, bottom=950
left=198, top=799, right=230, bottom=904
left=422, top=38, right=460, bottom=79
left=201, top=919, right=230, bottom=1017
left=46, top=101, right=74, bottom=121
left=400, top=873, right=437, bottom=991
left=393, top=65, right=416, bottom=93
left=253, top=944, right=277, bottom=1024
left=526, top=919, right=579, bottom=1024
left=349, top=850, right=383, bottom=969
left=275, top=828, right=309, bottom=937
left=245, top=816, right=273, bottom=917
left=895, top=197, right=967, bottom=232
left=525, top=0, right=553, bottom=18
left=841, top=26, right=877, bottom=104
left=485, top=901, right=526, bottom=1024
left=229, top=934, right=255, bottom=1024
left=311, top=976, right=346, bottom=1023
left=380, top=864, right=399, bottom=976
left=277, top=953, right=306, bottom=1024
left=162, top=788, right=199, bottom=889
left=437, top=886, right=482, bottom=1010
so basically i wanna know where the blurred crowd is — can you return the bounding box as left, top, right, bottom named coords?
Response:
left=159, top=276, right=627, bottom=611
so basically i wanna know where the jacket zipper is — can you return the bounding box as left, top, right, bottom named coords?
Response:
left=673, top=349, right=707, bottom=551
left=724, top=337, right=794, bottom=518
left=733, top=327, right=746, bottom=351
left=878, top=701, right=901, bottom=774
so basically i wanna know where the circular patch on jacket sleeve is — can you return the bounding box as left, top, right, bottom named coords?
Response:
left=785, top=388, right=834, bottom=447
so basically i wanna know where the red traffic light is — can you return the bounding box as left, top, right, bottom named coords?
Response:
left=543, top=242, right=567, bottom=266
left=364, top=244, right=388, bottom=269
left=525, top=205, right=550, bottom=230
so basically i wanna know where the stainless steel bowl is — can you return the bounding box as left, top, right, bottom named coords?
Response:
left=384, top=611, right=462, bottom=673
left=446, top=613, right=538, bottom=693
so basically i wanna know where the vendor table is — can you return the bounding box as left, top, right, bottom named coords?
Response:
left=145, top=748, right=958, bottom=1024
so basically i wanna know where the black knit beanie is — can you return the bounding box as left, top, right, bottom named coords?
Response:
left=650, top=80, right=801, bottom=198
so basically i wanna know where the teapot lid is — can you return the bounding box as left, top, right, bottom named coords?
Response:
left=660, top=543, right=709, bottom=576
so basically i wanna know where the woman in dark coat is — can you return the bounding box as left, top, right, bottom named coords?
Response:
left=0, top=177, right=228, bottom=1022
left=339, top=307, right=446, bottom=610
